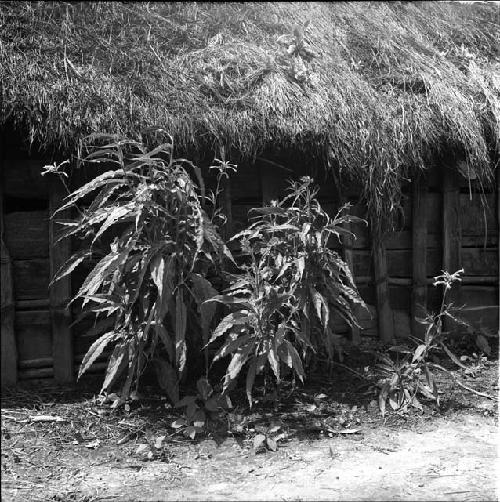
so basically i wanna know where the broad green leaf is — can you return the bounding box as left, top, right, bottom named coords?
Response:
left=310, top=286, right=329, bottom=329
left=56, top=170, right=124, bottom=212
left=73, top=251, right=127, bottom=306
left=253, top=434, right=266, bottom=450
left=92, top=205, right=133, bottom=245
left=438, top=341, right=469, bottom=369
left=207, top=312, right=249, bottom=345
left=213, top=333, right=251, bottom=362
left=171, top=418, right=187, bottom=429
left=223, top=343, right=254, bottom=393
left=284, top=340, right=305, bottom=382
left=51, top=249, right=91, bottom=285
left=412, top=344, right=427, bottom=363
left=266, top=437, right=278, bottom=451
left=101, top=342, right=128, bottom=392
left=267, top=345, right=280, bottom=382
left=78, top=331, right=116, bottom=380
left=175, top=395, right=197, bottom=408
left=205, top=294, right=249, bottom=306
left=175, top=290, right=187, bottom=373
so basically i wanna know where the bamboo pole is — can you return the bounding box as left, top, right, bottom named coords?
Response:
left=411, top=175, right=428, bottom=338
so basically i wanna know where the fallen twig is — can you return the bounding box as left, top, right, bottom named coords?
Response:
left=429, top=363, right=496, bottom=400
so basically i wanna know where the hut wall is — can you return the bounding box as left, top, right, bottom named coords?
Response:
left=1, top=151, right=498, bottom=387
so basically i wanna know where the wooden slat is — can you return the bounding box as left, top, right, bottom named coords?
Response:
left=460, top=193, right=498, bottom=238
left=15, top=299, right=50, bottom=309
left=461, top=248, right=498, bottom=276
left=372, top=230, right=394, bottom=343
left=411, top=176, right=428, bottom=338
left=1, top=234, right=18, bottom=387
left=49, top=179, right=74, bottom=384
left=4, top=211, right=49, bottom=259
left=442, top=165, right=462, bottom=334
left=15, top=310, right=52, bottom=362
left=12, top=259, right=50, bottom=300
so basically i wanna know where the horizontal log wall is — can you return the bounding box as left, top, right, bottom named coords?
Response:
left=1, top=153, right=498, bottom=387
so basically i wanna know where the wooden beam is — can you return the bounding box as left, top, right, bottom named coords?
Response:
left=442, top=164, right=462, bottom=335
left=411, top=175, right=428, bottom=339
left=372, top=229, right=394, bottom=343
left=49, top=178, right=74, bottom=384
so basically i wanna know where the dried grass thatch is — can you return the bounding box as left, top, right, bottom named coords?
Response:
left=1, top=1, right=498, bottom=227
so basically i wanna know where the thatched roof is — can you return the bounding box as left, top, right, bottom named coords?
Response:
left=1, top=1, right=498, bottom=224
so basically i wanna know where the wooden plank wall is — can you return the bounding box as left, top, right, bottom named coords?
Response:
left=1, top=153, right=498, bottom=387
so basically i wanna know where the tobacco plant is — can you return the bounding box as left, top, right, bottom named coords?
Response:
left=376, top=269, right=492, bottom=415
left=207, top=176, right=367, bottom=406
left=51, top=135, right=234, bottom=404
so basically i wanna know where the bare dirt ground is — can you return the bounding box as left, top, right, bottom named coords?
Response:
left=2, top=348, right=498, bottom=502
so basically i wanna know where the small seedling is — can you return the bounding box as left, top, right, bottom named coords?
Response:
left=171, top=377, right=232, bottom=439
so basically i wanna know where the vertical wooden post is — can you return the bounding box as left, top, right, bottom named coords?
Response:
left=49, top=178, right=74, bottom=384
left=411, top=175, right=428, bottom=338
left=372, top=228, right=394, bottom=343
left=1, top=189, right=18, bottom=387
left=442, top=164, right=462, bottom=335
left=342, top=219, right=361, bottom=345
left=331, top=169, right=361, bottom=344
left=497, top=167, right=499, bottom=336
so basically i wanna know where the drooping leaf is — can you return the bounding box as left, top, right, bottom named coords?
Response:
left=207, top=311, right=249, bottom=345
left=284, top=340, right=305, bottom=382
left=412, top=344, right=427, bottom=363
left=78, top=331, right=116, bottom=380
left=54, top=170, right=125, bottom=213
left=92, top=205, right=133, bottom=245
left=223, top=342, right=255, bottom=393
left=266, top=437, right=278, bottom=451
left=213, top=333, right=252, bottom=362
left=51, top=249, right=91, bottom=286
left=438, top=341, right=468, bottom=369
left=267, top=345, right=280, bottom=382
left=175, top=290, right=187, bottom=373
left=101, top=342, right=128, bottom=393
